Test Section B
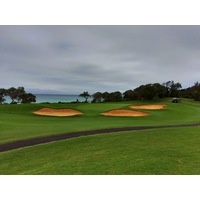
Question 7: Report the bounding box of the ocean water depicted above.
[4,94,92,104]
[35,94,92,103]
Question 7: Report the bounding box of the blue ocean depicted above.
[4,94,92,104]
[35,94,92,103]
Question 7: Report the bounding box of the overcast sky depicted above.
[1,25,200,94]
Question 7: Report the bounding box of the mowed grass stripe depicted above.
[1,127,200,175]
[1,123,200,152]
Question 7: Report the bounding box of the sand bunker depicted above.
[101,109,149,117]
[130,104,167,110]
[33,108,83,117]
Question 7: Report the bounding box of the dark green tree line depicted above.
[0,87,36,104]
[92,91,122,102]
[180,82,200,101]
[84,80,200,103]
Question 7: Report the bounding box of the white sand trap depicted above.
[129,104,167,110]
[33,108,83,117]
[101,109,150,117]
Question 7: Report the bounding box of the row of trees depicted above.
[124,81,182,101]
[80,91,123,103]
[180,81,200,101]
[1,81,199,104]
[80,81,200,103]
[0,87,36,104]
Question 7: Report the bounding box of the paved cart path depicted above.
[1,123,200,153]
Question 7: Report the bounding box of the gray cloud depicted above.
[1,25,200,94]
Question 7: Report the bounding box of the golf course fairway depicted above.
[0,98,200,174]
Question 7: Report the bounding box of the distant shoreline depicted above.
[4,94,92,104]
[35,94,92,103]
[33,94,79,96]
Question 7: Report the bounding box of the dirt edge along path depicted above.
[1,123,200,153]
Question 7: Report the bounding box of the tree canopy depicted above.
[91,80,198,102]
[0,87,36,104]
[79,91,91,102]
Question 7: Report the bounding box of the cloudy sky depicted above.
[1,25,200,94]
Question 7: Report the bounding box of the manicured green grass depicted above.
[0,98,200,144]
[1,98,200,174]
[1,127,200,174]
